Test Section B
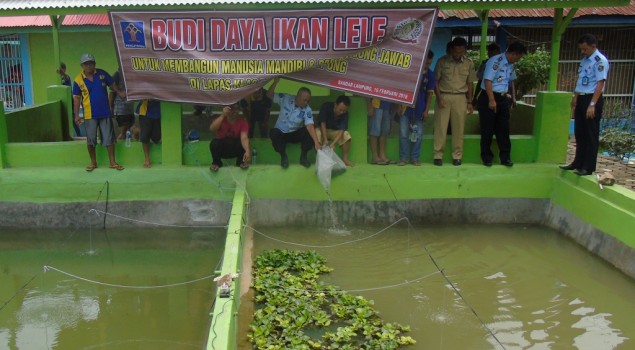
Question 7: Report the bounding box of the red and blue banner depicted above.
[110,9,437,105]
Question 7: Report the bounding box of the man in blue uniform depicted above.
[73,54,124,171]
[267,77,321,168]
[559,34,610,176]
[476,42,527,167]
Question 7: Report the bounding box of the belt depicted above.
[493,91,508,97]
[440,91,467,95]
[576,92,596,96]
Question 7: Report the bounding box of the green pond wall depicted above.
[0,85,549,169]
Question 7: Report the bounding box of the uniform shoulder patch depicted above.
[594,55,601,62]
[598,65,605,72]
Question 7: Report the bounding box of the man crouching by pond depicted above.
[267,77,321,168]
[317,95,354,166]
[209,101,251,172]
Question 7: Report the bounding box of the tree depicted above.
[513,46,550,101]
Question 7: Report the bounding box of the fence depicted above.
[505,27,635,111]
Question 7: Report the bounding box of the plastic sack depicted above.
[315,146,347,190]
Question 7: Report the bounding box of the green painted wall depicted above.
[0,106,7,167]
[552,174,635,248]
[534,91,572,163]
[5,101,64,142]
[29,32,120,104]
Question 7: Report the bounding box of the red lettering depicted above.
[181,19,204,51]
[210,19,226,51]
[151,20,167,50]
[166,19,182,51]
[296,18,311,50]
[333,18,345,50]
[371,17,387,45]
[152,18,205,51]
[273,18,297,50]
[358,18,370,47]
[346,18,360,49]
[238,19,254,50]
[252,19,267,50]
[311,18,328,50]
[226,19,242,50]
[334,16,387,50]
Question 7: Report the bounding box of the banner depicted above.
[110,9,437,106]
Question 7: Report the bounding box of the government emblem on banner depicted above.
[392,18,423,44]
[120,21,146,48]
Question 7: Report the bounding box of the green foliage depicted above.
[513,46,551,100]
[248,249,416,350]
[599,101,635,162]
[599,128,635,162]
[601,100,633,131]
[465,50,481,64]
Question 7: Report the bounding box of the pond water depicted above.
[0,227,225,350]
[240,222,635,350]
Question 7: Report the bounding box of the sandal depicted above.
[210,164,220,172]
[239,162,249,170]
[109,164,124,171]
[412,161,422,166]
[371,160,388,165]
[85,164,97,172]
[397,160,407,166]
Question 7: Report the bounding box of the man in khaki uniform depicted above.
[433,37,476,166]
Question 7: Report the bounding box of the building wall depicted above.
[29,31,119,104]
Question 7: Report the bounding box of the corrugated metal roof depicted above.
[487,5,635,18]
[440,0,635,19]
[0,0,632,27]
[0,14,110,27]
[63,14,110,25]
[0,16,52,27]
[0,0,630,8]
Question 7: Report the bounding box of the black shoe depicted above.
[501,160,514,167]
[433,159,442,166]
[559,164,577,170]
[452,159,462,166]
[483,161,493,167]
[574,169,592,176]
[300,155,310,168]
[281,155,289,169]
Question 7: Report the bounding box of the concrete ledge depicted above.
[0,200,231,228]
[250,198,548,226]
[546,203,635,279]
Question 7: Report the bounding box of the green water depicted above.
[0,227,225,350]
[243,223,635,350]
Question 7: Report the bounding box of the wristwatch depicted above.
[589,101,596,107]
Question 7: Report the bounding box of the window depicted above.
[1,34,26,110]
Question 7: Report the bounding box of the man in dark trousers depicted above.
[476,42,526,167]
[267,77,321,168]
[560,34,609,176]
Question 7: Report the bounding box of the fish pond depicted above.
[0,227,225,350]
[238,222,635,350]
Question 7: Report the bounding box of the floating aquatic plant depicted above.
[248,249,416,349]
